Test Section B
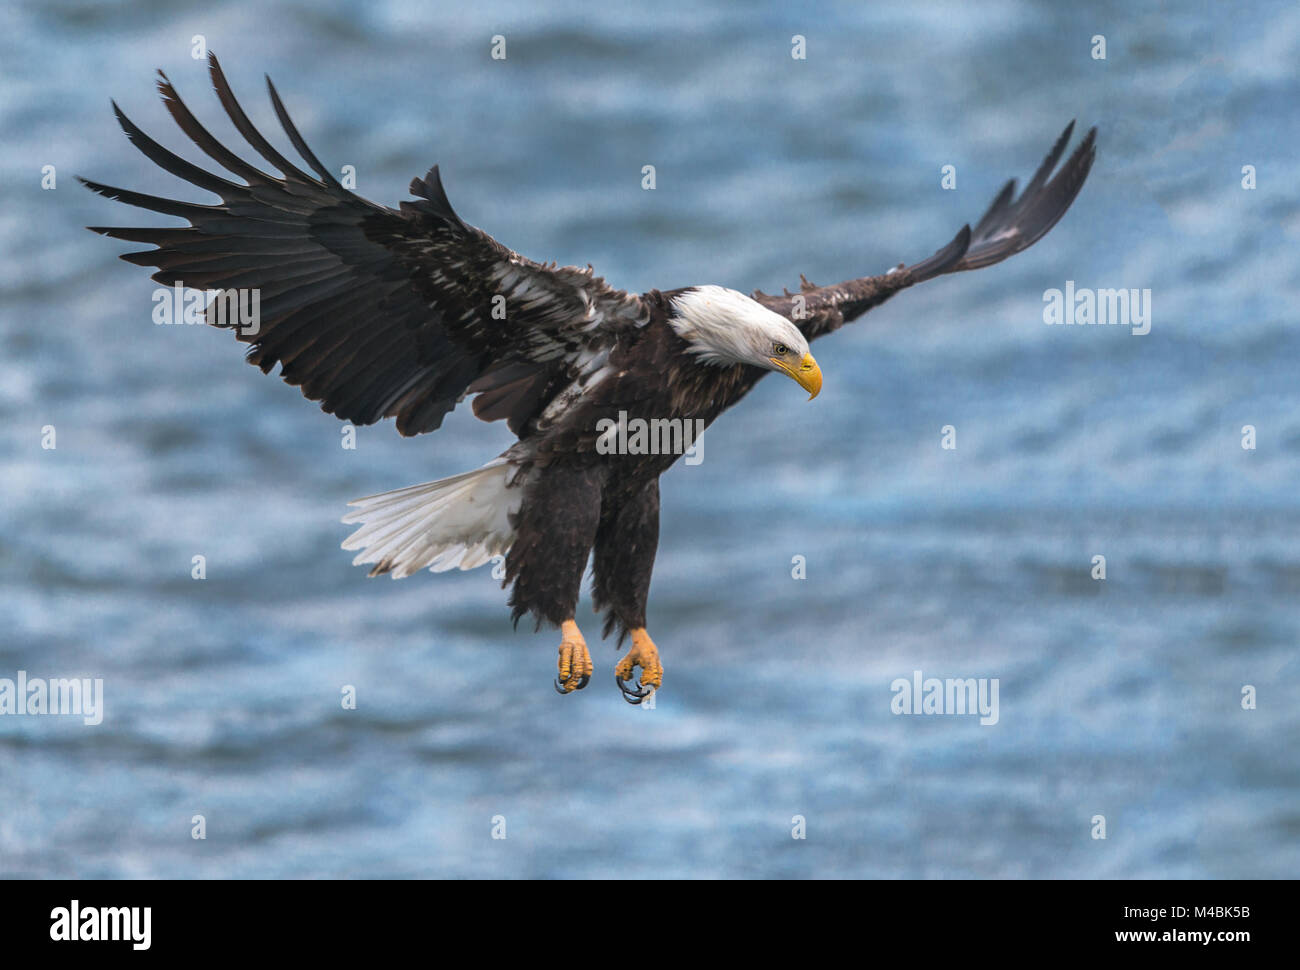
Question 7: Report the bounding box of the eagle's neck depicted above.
[655,318,764,421]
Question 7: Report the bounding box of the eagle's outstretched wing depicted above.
[755,122,1097,339]
[83,54,646,437]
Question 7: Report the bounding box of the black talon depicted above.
[556,672,590,694]
[617,672,650,703]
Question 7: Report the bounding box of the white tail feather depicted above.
[341,459,520,578]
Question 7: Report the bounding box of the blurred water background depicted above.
[1,0,1298,877]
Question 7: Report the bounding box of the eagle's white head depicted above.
[668,285,823,398]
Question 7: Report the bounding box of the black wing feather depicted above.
[756,122,1097,338]
[84,55,644,437]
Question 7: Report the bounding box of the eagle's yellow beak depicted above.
[771,351,823,400]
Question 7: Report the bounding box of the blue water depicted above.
[1,0,1298,878]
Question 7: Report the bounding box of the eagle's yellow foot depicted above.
[615,628,662,705]
[553,619,592,695]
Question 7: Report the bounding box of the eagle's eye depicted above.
[773,343,789,356]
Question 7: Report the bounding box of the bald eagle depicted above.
[84,56,1096,702]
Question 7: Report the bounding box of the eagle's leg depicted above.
[506,462,605,694]
[553,619,593,694]
[591,478,662,703]
[614,628,662,704]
